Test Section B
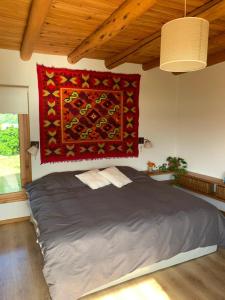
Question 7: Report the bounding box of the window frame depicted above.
[0,114,32,203]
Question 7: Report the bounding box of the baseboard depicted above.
[0,216,30,225]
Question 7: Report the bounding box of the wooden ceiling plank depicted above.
[197,0,225,21]
[207,48,225,66]
[105,0,224,69]
[20,0,53,61]
[142,58,159,71]
[67,0,157,64]
[106,31,160,69]
[209,32,225,47]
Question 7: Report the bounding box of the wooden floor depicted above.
[1,222,225,300]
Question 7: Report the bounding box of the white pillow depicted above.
[75,169,110,189]
[99,167,132,188]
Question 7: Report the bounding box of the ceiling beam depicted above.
[67,0,157,64]
[20,0,52,61]
[105,0,224,70]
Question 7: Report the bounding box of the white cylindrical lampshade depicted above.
[160,17,209,72]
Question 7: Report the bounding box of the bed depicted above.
[26,166,225,300]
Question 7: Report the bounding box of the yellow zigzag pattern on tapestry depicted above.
[109,145,123,151]
[80,146,94,153]
[43,90,59,97]
[45,148,61,156]
[44,120,60,127]
[59,76,78,85]
[48,130,57,144]
[113,77,120,90]
[98,143,105,154]
[65,117,79,129]
[96,117,107,128]
[82,74,90,88]
[46,71,55,86]
[126,116,134,128]
[124,80,137,88]
[127,142,133,153]
[64,91,79,103]
[108,128,119,139]
[66,145,75,156]
[80,103,92,115]
[80,129,92,139]
[108,105,120,116]
[48,101,56,116]
[94,78,109,86]
[96,93,107,103]
[124,106,136,113]
[124,132,135,138]
[127,91,134,103]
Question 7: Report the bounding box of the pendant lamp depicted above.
[160,1,209,72]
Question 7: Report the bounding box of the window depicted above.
[0,86,31,202]
[0,113,21,194]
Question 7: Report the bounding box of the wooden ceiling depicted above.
[1,0,225,71]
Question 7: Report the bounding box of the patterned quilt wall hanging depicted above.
[37,65,140,163]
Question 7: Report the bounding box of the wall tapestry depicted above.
[37,65,140,163]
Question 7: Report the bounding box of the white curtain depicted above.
[0,86,28,114]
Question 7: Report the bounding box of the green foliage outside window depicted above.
[0,114,18,125]
[0,114,21,194]
[0,126,19,156]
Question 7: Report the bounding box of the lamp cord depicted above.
[184,0,187,17]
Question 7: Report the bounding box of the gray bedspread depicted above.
[26,167,225,300]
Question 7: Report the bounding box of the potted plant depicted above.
[166,156,187,181]
[158,163,168,172]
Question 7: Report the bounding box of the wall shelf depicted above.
[146,170,173,176]
[177,172,225,203]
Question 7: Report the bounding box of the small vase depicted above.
[148,166,153,172]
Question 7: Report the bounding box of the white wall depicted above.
[0,201,30,220]
[1,49,225,221]
[0,49,178,180]
[177,62,225,178]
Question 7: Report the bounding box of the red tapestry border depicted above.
[37,65,140,164]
